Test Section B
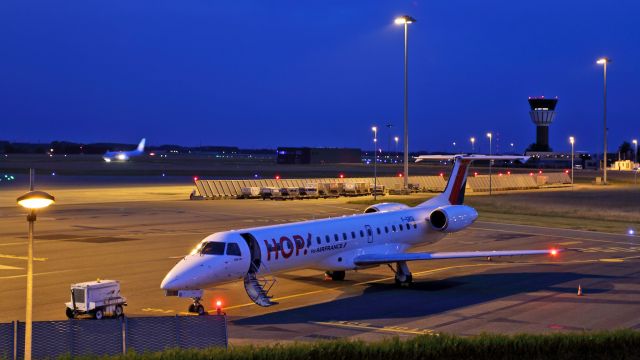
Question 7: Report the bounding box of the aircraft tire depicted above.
[188,304,196,313]
[327,270,345,281]
[195,305,206,315]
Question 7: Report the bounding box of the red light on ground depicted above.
[498,173,503,176]
[339,173,344,178]
[507,171,511,175]
[214,299,223,315]
[216,300,222,307]
[529,172,534,176]
[565,170,569,174]
[474,172,478,177]
[538,170,543,174]
[193,176,199,182]
[439,172,444,177]
[550,249,558,256]
[398,173,403,177]
[275,175,281,180]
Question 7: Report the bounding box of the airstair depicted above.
[243,262,277,307]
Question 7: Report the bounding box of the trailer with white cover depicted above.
[65,280,127,319]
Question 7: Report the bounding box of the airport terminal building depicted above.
[276,147,361,164]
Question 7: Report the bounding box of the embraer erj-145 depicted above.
[103,138,146,162]
[161,155,561,314]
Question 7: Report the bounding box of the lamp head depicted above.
[596,57,611,65]
[486,132,492,138]
[17,190,55,210]
[569,136,575,144]
[633,139,637,145]
[371,126,377,132]
[394,15,416,25]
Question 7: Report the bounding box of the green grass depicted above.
[348,186,640,234]
[52,330,640,360]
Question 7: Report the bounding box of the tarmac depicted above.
[1,182,639,345]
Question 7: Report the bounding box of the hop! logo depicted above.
[264,233,311,261]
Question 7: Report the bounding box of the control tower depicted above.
[528,97,558,152]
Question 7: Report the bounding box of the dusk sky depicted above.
[1,1,638,153]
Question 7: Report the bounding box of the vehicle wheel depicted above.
[326,270,345,281]
[195,304,206,315]
[114,305,124,318]
[188,304,196,313]
[65,308,75,319]
[94,309,104,320]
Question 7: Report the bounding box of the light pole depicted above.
[395,15,416,191]
[633,139,638,164]
[569,136,575,186]
[386,123,393,160]
[452,141,456,153]
[470,137,475,153]
[597,57,611,184]
[372,126,378,200]
[487,132,492,195]
[16,169,55,360]
[394,136,399,162]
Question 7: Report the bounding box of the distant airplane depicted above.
[161,155,561,315]
[103,138,145,162]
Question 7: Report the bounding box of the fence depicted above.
[0,315,227,360]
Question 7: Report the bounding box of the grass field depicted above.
[350,185,640,234]
[47,330,640,360]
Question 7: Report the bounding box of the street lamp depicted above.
[569,136,575,186]
[394,15,416,190]
[633,139,638,164]
[372,126,378,200]
[452,141,456,153]
[470,137,475,153]
[487,132,493,195]
[394,136,399,162]
[16,171,55,360]
[597,57,611,184]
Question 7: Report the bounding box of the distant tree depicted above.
[618,141,632,160]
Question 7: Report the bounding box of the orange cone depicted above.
[577,284,583,296]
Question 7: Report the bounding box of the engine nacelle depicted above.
[364,202,410,213]
[429,205,478,233]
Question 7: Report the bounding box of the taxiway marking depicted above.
[473,226,636,247]
[0,265,22,270]
[312,320,436,336]
[0,254,47,261]
[0,270,72,280]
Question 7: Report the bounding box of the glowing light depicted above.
[486,132,492,138]
[150,152,156,156]
[569,136,575,145]
[193,176,199,181]
[339,173,345,178]
[507,171,511,175]
[498,173,503,176]
[394,15,415,25]
[275,175,281,180]
[550,249,558,256]
[596,57,609,65]
[474,172,478,177]
[539,170,543,174]
[439,172,444,177]
[629,229,635,236]
[17,191,55,210]
[565,170,569,174]
[371,126,377,132]
[398,173,403,177]
[216,300,222,307]
[529,172,534,176]
[116,154,127,160]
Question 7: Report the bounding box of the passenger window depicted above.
[392,225,396,232]
[385,226,389,233]
[334,234,339,242]
[226,242,241,256]
[325,235,330,243]
[376,228,381,235]
[360,230,365,237]
[342,233,347,240]
[316,236,321,245]
[399,224,404,231]
[413,223,417,229]
[351,231,356,239]
[201,242,225,255]
[367,228,372,236]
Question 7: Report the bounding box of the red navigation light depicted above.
[339,173,345,178]
[498,173,503,176]
[398,173,403,177]
[193,176,199,182]
[550,249,558,256]
[529,172,534,176]
[215,300,223,315]
[275,175,281,180]
[565,169,569,174]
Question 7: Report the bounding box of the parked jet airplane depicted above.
[103,138,146,162]
[161,155,561,314]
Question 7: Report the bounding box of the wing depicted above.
[354,249,561,266]
[415,154,530,163]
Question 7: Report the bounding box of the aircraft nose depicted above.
[160,255,215,290]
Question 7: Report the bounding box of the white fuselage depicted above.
[160,204,455,291]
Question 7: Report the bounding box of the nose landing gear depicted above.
[188,297,206,315]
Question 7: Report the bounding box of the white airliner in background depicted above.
[161,155,561,314]
[103,138,146,162]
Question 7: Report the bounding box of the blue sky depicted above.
[0,0,638,153]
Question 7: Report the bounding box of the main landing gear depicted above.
[389,261,413,287]
[187,297,206,315]
[325,270,346,281]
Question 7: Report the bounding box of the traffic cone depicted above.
[577,284,583,296]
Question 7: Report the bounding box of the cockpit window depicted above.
[200,242,225,255]
[226,242,241,256]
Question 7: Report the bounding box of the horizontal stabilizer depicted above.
[354,249,562,266]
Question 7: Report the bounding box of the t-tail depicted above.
[137,138,146,152]
[415,155,529,207]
